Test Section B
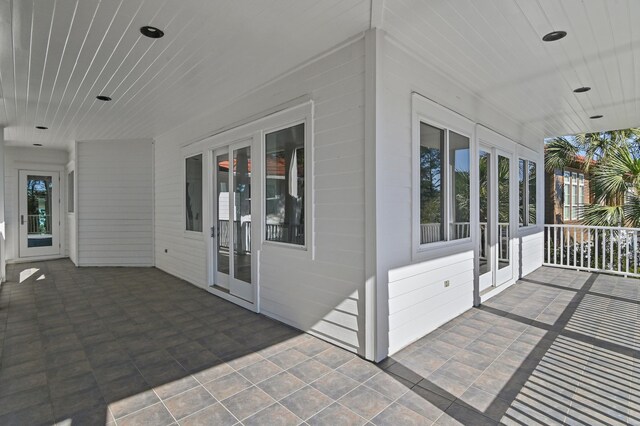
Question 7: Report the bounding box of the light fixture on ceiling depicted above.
[542,30,567,42]
[590,114,604,119]
[573,86,591,93]
[35,126,48,130]
[140,26,164,39]
[96,95,112,101]
[33,143,43,146]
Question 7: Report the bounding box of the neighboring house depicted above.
[545,155,593,224]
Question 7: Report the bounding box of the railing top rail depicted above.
[544,224,640,232]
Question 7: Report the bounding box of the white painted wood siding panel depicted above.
[77,140,153,266]
[154,39,366,355]
[378,33,544,358]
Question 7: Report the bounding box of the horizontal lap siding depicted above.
[154,39,367,355]
[519,231,544,277]
[380,37,477,356]
[378,33,543,357]
[77,140,153,266]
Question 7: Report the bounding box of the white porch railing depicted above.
[217,220,304,250]
[421,222,510,261]
[544,224,640,278]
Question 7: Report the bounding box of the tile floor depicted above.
[0,260,638,425]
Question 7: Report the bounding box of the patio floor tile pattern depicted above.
[0,260,639,425]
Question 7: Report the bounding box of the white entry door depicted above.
[19,170,61,258]
[212,141,254,303]
[478,146,513,291]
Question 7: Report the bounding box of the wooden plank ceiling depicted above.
[0,0,637,148]
[383,0,640,139]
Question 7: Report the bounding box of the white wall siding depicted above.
[3,147,68,262]
[377,33,544,358]
[154,38,367,355]
[518,231,544,278]
[77,140,153,267]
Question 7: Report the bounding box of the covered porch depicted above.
[1,260,637,425]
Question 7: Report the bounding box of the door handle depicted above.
[211,226,216,238]
[21,215,24,225]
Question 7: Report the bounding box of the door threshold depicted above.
[479,279,516,303]
[206,284,257,312]
[8,255,67,264]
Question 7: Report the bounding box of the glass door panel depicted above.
[211,143,254,303]
[19,171,60,257]
[215,152,230,288]
[478,149,492,291]
[233,146,251,285]
[477,148,513,292]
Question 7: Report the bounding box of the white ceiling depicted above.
[383,0,640,139]
[0,0,638,149]
[0,0,371,148]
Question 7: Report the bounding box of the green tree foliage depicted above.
[546,128,640,226]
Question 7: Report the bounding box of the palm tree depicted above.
[545,128,640,226]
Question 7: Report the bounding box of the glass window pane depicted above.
[449,131,470,240]
[498,156,510,269]
[27,175,53,247]
[419,123,444,244]
[528,161,536,225]
[68,171,74,213]
[479,150,491,275]
[265,123,305,245]
[233,146,252,284]
[186,154,203,232]
[216,154,229,276]
[519,159,525,226]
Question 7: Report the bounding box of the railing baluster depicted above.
[580,228,584,269]
[587,228,591,270]
[625,230,629,275]
[618,228,622,273]
[633,231,638,274]
[589,228,598,269]
[609,229,613,270]
[553,227,558,265]
[573,226,578,268]
[560,228,564,266]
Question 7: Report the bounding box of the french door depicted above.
[478,146,513,291]
[212,141,254,303]
[19,170,61,258]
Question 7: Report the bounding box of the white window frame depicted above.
[261,118,312,252]
[578,173,585,219]
[182,151,205,239]
[412,93,475,258]
[563,171,571,220]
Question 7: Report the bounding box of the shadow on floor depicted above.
[0,261,638,425]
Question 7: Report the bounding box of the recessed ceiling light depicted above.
[96,95,112,101]
[542,30,567,42]
[35,126,48,130]
[33,143,43,146]
[573,86,591,93]
[140,26,164,39]
[590,114,603,119]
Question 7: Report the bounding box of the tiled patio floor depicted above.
[0,260,638,425]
